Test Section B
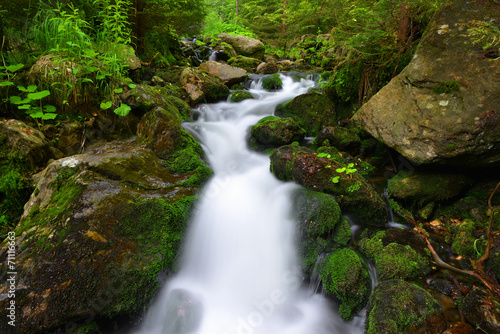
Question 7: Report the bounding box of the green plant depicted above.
[336,163,357,178]
[7,84,57,127]
[432,80,460,94]
[93,0,132,46]
[466,20,500,50]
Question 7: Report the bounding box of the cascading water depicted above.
[134,74,364,334]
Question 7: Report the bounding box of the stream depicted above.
[133,74,365,334]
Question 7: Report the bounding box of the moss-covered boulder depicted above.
[256,62,279,74]
[0,139,211,334]
[123,83,188,115]
[218,33,265,60]
[199,60,248,85]
[261,73,283,91]
[293,188,341,238]
[388,171,472,203]
[270,145,387,225]
[365,279,444,334]
[333,216,352,245]
[250,116,305,148]
[230,90,254,103]
[320,248,370,320]
[352,0,500,167]
[227,55,262,72]
[180,67,230,105]
[312,126,361,153]
[359,229,431,281]
[275,91,336,136]
[460,287,500,333]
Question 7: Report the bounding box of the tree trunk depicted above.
[396,1,411,46]
[132,0,145,55]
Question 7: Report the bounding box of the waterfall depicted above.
[133,74,364,334]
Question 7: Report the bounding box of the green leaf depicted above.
[44,105,57,112]
[41,113,58,120]
[30,111,45,118]
[0,81,14,86]
[331,176,340,183]
[6,64,24,72]
[336,167,346,173]
[9,96,22,104]
[100,101,112,110]
[18,104,32,110]
[80,78,94,83]
[128,83,137,89]
[26,85,38,93]
[114,103,131,116]
[27,90,51,100]
[114,88,123,94]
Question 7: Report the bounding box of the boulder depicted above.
[230,90,254,103]
[0,139,211,334]
[250,116,305,147]
[199,61,248,85]
[275,91,336,136]
[218,33,265,60]
[365,279,445,334]
[312,126,361,153]
[270,145,387,225]
[256,62,279,74]
[123,84,188,114]
[0,119,55,169]
[261,73,283,91]
[460,287,500,333]
[227,55,262,72]
[320,248,370,320]
[180,67,230,105]
[352,0,500,167]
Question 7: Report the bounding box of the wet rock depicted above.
[227,55,262,72]
[270,145,387,225]
[442,322,480,334]
[460,287,500,333]
[123,83,188,113]
[333,216,352,245]
[319,248,370,320]
[388,172,472,202]
[261,73,283,91]
[57,121,83,156]
[0,119,55,169]
[365,279,444,334]
[292,188,341,238]
[250,116,305,147]
[359,229,431,281]
[180,67,230,105]
[0,139,210,334]
[256,62,279,74]
[199,60,248,85]
[218,33,265,60]
[312,126,361,153]
[352,0,500,167]
[161,289,203,334]
[230,90,254,103]
[275,91,336,136]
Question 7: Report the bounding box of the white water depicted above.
[134,74,364,334]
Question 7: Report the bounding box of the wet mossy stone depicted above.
[125,83,187,113]
[180,67,230,105]
[293,188,341,238]
[449,218,485,259]
[0,143,205,334]
[275,91,336,136]
[261,73,283,91]
[230,90,254,103]
[365,279,443,334]
[227,55,262,71]
[320,248,370,320]
[359,230,431,281]
[312,126,361,154]
[270,145,387,226]
[388,171,472,203]
[460,286,500,333]
[250,116,306,147]
[333,216,352,245]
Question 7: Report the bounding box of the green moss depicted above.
[76,322,99,334]
[320,248,370,320]
[300,237,330,276]
[450,219,484,259]
[250,116,306,147]
[230,90,254,103]
[366,279,441,334]
[432,80,460,94]
[261,73,283,91]
[359,231,430,280]
[333,216,352,245]
[447,143,456,151]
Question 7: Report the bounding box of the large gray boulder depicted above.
[352,0,500,167]
[180,67,230,105]
[218,33,266,60]
[199,61,248,85]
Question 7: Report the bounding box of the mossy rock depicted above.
[230,90,254,103]
[388,171,472,203]
[180,67,230,105]
[125,83,187,112]
[320,248,370,320]
[250,116,305,148]
[270,145,387,226]
[365,279,443,334]
[227,55,261,71]
[275,91,336,136]
[449,218,485,259]
[459,286,500,333]
[359,230,431,281]
[0,142,209,334]
[312,126,361,153]
[333,216,352,245]
[261,73,283,91]
[293,188,341,238]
